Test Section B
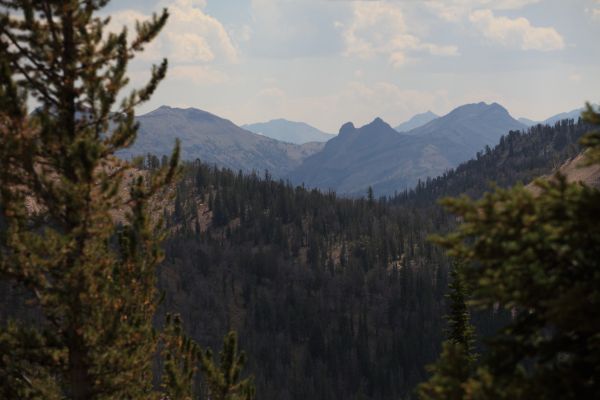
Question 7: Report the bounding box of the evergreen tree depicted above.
[0,1,255,399]
[581,102,600,164]
[417,263,475,400]
[199,332,256,400]
[160,315,256,400]
[0,1,176,398]
[445,264,475,356]
[367,186,374,206]
[417,341,473,400]
[428,103,600,399]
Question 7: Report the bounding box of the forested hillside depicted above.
[394,118,590,206]
[1,114,588,399]
[139,117,593,400]
[159,163,452,399]
[2,1,596,399]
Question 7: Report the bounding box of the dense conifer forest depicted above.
[394,119,589,206]
[0,114,591,399]
[2,1,597,399]
[146,118,588,399]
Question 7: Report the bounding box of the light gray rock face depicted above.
[119,106,324,177]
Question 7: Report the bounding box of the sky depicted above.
[104,0,600,132]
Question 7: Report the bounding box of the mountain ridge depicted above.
[288,102,526,195]
[243,118,334,144]
[118,106,323,177]
[395,111,439,132]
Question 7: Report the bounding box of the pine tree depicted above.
[417,262,475,400]
[417,341,473,400]
[581,102,600,164]
[0,4,256,398]
[428,103,600,399]
[367,186,374,206]
[199,331,256,400]
[445,264,475,357]
[160,315,256,400]
[0,2,178,398]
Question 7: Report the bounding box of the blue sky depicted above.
[105,0,600,132]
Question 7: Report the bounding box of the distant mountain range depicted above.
[119,106,324,176]
[119,102,589,196]
[518,105,594,127]
[394,111,438,132]
[242,119,334,144]
[541,107,587,126]
[288,102,526,195]
[518,117,539,126]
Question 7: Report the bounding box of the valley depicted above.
[1,2,598,399]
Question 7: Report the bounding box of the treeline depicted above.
[393,119,589,206]
[2,114,583,399]
[160,163,448,399]
[154,164,507,400]
[147,118,585,399]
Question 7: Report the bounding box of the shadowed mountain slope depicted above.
[289,102,526,195]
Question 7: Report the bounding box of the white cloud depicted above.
[482,0,541,10]
[469,9,564,51]
[166,32,215,62]
[584,0,600,21]
[168,65,229,85]
[341,3,458,68]
[426,0,541,21]
[247,0,346,58]
[109,0,238,64]
[233,80,449,132]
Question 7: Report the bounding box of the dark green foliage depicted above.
[161,314,200,400]
[0,2,587,397]
[0,1,177,398]
[160,314,255,400]
[0,1,255,399]
[417,341,473,400]
[417,263,476,400]
[428,104,600,399]
[154,118,582,399]
[199,332,255,400]
[581,102,600,164]
[445,265,475,355]
[394,119,589,206]
[157,162,487,400]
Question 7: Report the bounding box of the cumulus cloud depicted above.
[109,0,238,64]
[234,80,449,133]
[590,7,600,22]
[247,0,346,58]
[425,0,541,21]
[469,9,564,51]
[341,3,458,67]
[168,65,229,85]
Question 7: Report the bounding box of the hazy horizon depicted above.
[102,0,600,132]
